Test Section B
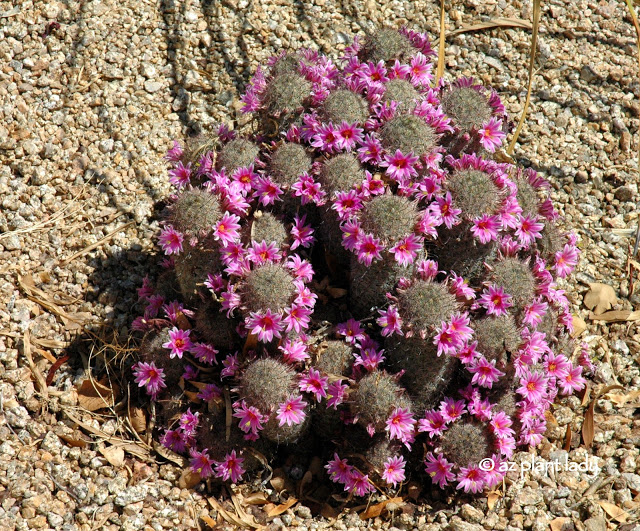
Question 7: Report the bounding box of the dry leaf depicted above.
[179,468,201,489]
[208,496,258,528]
[359,497,404,520]
[582,400,595,449]
[55,428,90,448]
[598,500,630,523]
[549,517,573,531]
[99,445,125,467]
[590,310,640,322]
[128,407,146,434]
[267,497,297,517]
[200,514,217,529]
[563,425,572,452]
[607,390,640,406]
[152,439,186,467]
[76,379,118,411]
[407,481,421,502]
[584,283,617,315]
[320,503,339,519]
[571,315,587,337]
[447,17,533,38]
[326,287,347,299]
[244,492,269,505]
[298,470,313,499]
[487,489,502,511]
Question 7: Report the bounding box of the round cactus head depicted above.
[217,138,260,174]
[181,134,219,167]
[440,85,492,133]
[264,73,312,115]
[490,257,536,311]
[383,79,420,108]
[319,153,365,196]
[240,263,297,314]
[169,189,223,239]
[321,89,370,125]
[472,315,521,367]
[351,371,410,431]
[447,168,500,219]
[270,142,312,187]
[397,280,458,336]
[195,301,239,352]
[239,358,297,412]
[439,417,495,467]
[361,28,415,63]
[247,212,288,249]
[174,245,222,302]
[359,195,418,244]
[513,174,540,217]
[380,114,437,157]
[313,340,354,377]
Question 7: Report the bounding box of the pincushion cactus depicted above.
[131,26,587,497]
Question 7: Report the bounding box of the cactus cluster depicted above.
[131,27,591,497]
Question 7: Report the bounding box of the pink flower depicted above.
[456,464,486,493]
[417,259,440,281]
[456,341,480,364]
[409,53,432,85]
[424,452,455,488]
[247,241,282,265]
[447,313,474,344]
[246,309,284,343]
[558,364,586,395]
[168,162,192,188]
[276,395,307,426]
[158,226,184,255]
[299,368,329,402]
[336,318,365,344]
[191,342,219,365]
[389,234,422,266]
[325,453,353,484]
[490,411,515,438]
[385,407,415,442]
[311,123,339,152]
[292,173,326,205]
[478,285,513,316]
[234,400,267,438]
[522,298,548,327]
[417,410,447,438]
[283,304,312,334]
[332,190,363,220]
[165,140,183,162]
[133,361,166,398]
[469,357,505,388]
[189,448,215,478]
[516,370,548,402]
[355,233,384,266]
[335,121,364,151]
[231,164,257,192]
[450,273,475,300]
[345,470,375,497]
[197,383,222,401]
[432,192,461,229]
[326,381,348,409]
[478,117,506,153]
[162,327,193,359]
[221,353,239,378]
[341,219,363,251]
[286,255,314,282]
[179,408,200,436]
[214,213,241,245]
[214,450,245,483]
[361,172,385,197]
[161,429,188,453]
[381,149,419,182]
[357,134,384,165]
[544,353,570,378]
[353,346,385,371]
[253,175,283,205]
[515,215,544,247]
[433,322,458,356]
[382,455,406,487]
[291,214,315,250]
[439,398,467,422]
[279,338,309,363]
[376,306,403,337]
[553,243,579,278]
[471,214,500,244]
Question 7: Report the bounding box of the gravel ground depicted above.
[1,0,640,529]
